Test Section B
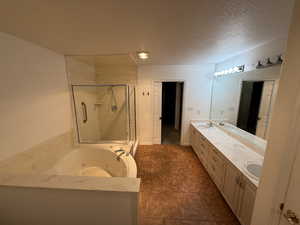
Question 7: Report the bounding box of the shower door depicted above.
[72,85,129,143]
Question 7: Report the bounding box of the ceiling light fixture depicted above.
[137,51,149,60]
[214,65,245,77]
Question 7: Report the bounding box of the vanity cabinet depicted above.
[191,126,225,189]
[223,162,242,214]
[238,178,257,225]
[190,125,257,225]
[190,126,197,149]
[191,126,209,170]
[207,146,225,191]
[223,163,256,225]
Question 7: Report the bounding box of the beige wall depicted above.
[251,2,300,224]
[137,65,215,145]
[0,32,72,160]
[65,57,97,84]
[96,64,137,84]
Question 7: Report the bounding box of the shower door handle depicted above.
[81,102,88,123]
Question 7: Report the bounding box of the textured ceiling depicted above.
[0,0,295,65]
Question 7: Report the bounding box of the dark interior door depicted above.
[237,81,263,134]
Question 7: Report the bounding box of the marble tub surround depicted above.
[0,131,74,174]
[0,173,140,192]
[0,139,140,225]
[191,121,263,186]
[0,132,139,191]
[0,174,140,225]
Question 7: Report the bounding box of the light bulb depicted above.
[137,51,149,60]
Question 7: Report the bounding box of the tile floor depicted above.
[135,145,240,225]
[162,125,181,144]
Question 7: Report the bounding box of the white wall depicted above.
[215,38,287,72]
[0,32,72,160]
[252,2,300,224]
[137,65,215,145]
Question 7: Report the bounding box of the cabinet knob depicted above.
[284,210,299,224]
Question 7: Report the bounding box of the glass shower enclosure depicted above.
[71,84,136,144]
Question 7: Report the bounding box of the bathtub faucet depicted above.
[114,149,129,161]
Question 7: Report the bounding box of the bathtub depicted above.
[47,143,137,178]
[0,142,140,225]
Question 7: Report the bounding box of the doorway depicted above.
[237,80,275,139]
[161,82,184,144]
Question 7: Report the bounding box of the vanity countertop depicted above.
[191,121,264,187]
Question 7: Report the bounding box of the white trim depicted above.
[152,81,162,144]
[152,79,186,145]
[269,90,300,225]
[236,79,277,139]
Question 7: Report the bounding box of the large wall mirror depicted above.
[210,66,282,141]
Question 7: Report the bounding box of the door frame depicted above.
[248,81,300,225]
[237,79,277,138]
[152,80,186,145]
[269,92,300,225]
[251,1,300,221]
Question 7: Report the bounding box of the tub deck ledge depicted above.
[0,173,140,193]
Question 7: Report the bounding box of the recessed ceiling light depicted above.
[137,51,149,60]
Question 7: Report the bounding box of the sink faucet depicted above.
[114,149,128,161]
[218,121,225,126]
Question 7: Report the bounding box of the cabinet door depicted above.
[190,127,196,149]
[223,163,241,214]
[238,179,256,225]
[190,128,205,163]
[209,149,225,191]
[196,134,210,170]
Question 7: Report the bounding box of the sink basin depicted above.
[245,162,262,180]
[196,122,211,128]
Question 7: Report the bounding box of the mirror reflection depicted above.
[210,66,281,140]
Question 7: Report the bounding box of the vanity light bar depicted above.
[214,65,245,77]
